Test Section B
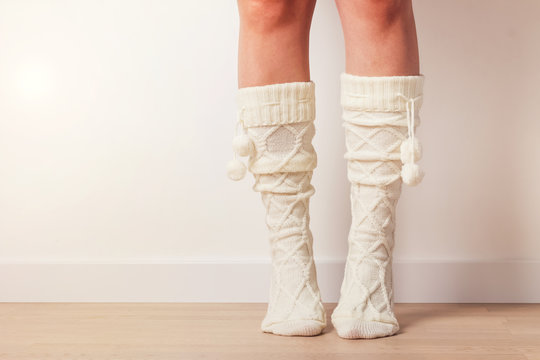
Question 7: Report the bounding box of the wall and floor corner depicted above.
[0,0,539,303]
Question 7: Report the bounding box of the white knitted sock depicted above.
[227,81,327,336]
[331,73,425,339]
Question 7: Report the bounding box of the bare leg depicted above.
[335,0,420,76]
[331,0,425,340]
[231,0,327,337]
[237,0,317,88]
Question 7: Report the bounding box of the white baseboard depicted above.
[1,259,539,302]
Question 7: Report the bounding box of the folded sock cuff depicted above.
[237,81,315,127]
[341,73,424,112]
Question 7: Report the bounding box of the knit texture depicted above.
[236,81,326,336]
[331,73,425,339]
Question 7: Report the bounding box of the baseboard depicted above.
[1,259,539,302]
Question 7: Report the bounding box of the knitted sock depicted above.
[331,73,425,339]
[227,81,327,336]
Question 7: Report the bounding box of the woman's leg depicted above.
[331,0,426,339]
[229,0,326,337]
[335,0,419,76]
[238,0,316,87]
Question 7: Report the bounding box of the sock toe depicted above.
[262,319,326,337]
[332,317,399,339]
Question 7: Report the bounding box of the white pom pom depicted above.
[401,162,424,186]
[232,134,253,157]
[227,159,246,181]
[400,137,422,164]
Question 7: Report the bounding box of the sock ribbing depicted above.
[237,81,316,127]
[340,73,424,112]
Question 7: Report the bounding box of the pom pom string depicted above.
[397,93,424,186]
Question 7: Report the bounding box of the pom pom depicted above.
[400,137,422,164]
[226,159,246,181]
[401,162,424,186]
[232,134,253,157]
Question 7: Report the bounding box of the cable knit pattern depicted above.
[331,73,425,339]
[238,82,317,175]
[234,81,326,336]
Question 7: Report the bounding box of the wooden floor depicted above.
[1,303,539,360]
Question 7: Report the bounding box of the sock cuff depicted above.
[237,81,316,127]
[341,73,424,112]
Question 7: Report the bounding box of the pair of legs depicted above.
[238,0,420,88]
[232,0,425,339]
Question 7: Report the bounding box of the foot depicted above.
[259,181,327,337]
[331,182,402,340]
[332,317,399,339]
[262,319,326,337]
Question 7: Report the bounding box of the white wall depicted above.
[1,0,539,302]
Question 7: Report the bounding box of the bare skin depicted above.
[237,0,420,88]
[335,0,420,76]
[237,0,316,88]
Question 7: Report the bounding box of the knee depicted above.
[239,0,314,34]
[337,0,412,27]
